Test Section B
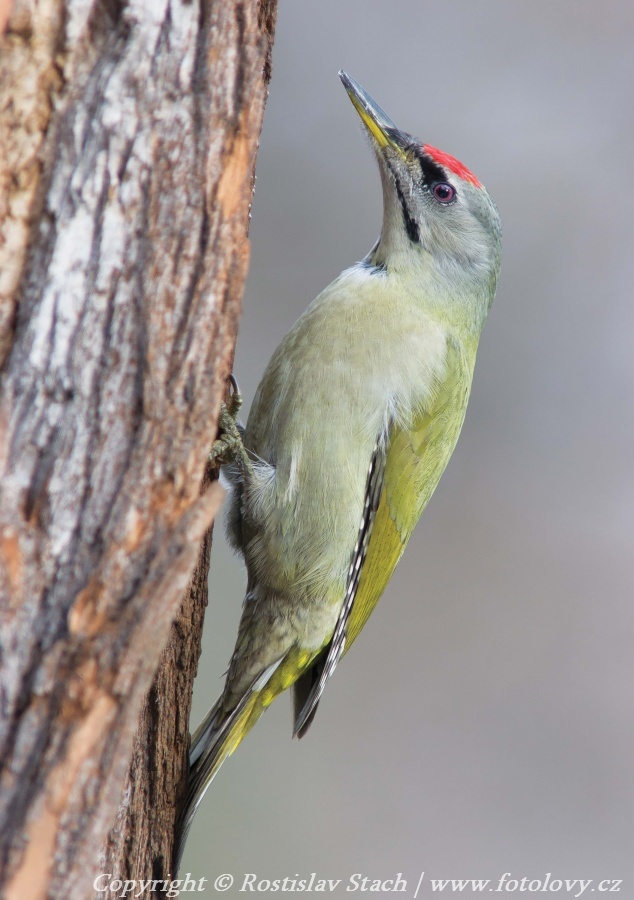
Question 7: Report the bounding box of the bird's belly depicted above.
[239,276,466,647]
[243,395,378,613]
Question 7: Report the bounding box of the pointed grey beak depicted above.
[339,70,410,156]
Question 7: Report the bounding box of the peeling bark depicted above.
[0,0,277,896]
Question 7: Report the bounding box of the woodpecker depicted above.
[175,71,501,864]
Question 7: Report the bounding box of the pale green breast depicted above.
[241,269,450,606]
[344,336,475,650]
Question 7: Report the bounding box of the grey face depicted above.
[376,138,502,277]
[339,72,501,286]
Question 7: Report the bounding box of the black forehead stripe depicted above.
[394,177,420,243]
[414,149,446,185]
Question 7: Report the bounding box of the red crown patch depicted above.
[423,144,482,188]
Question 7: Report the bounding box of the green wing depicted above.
[345,340,470,648]
[293,338,472,734]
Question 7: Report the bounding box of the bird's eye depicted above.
[431,182,456,204]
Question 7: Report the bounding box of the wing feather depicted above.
[293,441,386,735]
[293,338,471,736]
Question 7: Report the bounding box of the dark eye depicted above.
[431,182,456,204]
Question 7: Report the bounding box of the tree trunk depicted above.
[0,0,277,896]
[99,464,217,893]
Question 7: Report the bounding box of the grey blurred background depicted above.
[182,0,634,892]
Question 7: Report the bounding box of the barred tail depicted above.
[173,690,262,872]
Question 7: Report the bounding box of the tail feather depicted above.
[189,695,224,768]
[174,645,321,871]
[174,691,260,872]
[292,650,327,739]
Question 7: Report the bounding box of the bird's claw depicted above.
[224,374,243,419]
[209,376,252,477]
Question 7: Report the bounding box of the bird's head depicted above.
[340,71,501,304]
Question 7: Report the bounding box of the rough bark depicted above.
[0,0,277,897]
[99,465,216,893]
[0,0,12,38]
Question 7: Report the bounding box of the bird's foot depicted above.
[209,376,252,477]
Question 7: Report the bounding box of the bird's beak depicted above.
[339,71,410,158]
